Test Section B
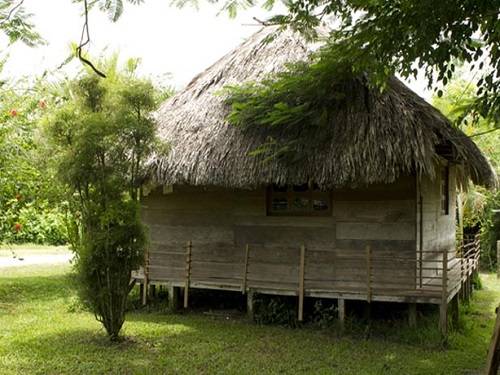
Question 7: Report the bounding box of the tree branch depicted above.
[469,127,500,138]
[0,0,25,26]
[76,0,107,78]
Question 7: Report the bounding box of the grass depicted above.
[0,264,498,375]
[0,244,70,258]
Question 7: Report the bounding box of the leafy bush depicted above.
[0,71,67,246]
[47,60,166,341]
[0,200,67,245]
[310,299,338,328]
[479,190,500,270]
[253,294,299,327]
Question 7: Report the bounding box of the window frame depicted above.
[266,184,332,217]
[440,166,449,215]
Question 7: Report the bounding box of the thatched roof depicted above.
[149,27,496,189]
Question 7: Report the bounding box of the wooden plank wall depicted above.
[418,164,457,286]
[141,177,418,298]
[319,177,417,294]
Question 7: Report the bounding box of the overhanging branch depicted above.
[0,0,25,26]
[76,0,107,78]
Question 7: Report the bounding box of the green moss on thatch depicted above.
[149,27,495,189]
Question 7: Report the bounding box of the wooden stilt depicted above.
[460,244,465,301]
[451,294,459,329]
[142,249,150,306]
[168,285,180,311]
[298,245,305,322]
[408,303,417,328]
[247,290,255,320]
[150,284,156,299]
[439,301,448,337]
[463,268,471,303]
[338,298,345,332]
[139,282,144,302]
[364,302,372,322]
[470,270,476,297]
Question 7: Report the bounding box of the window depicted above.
[440,166,449,215]
[267,184,332,216]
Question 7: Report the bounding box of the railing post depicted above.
[242,244,250,294]
[439,248,448,337]
[298,245,306,322]
[366,245,372,303]
[184,240,192,309]
[460,242,465,301]
[142,247,149,306]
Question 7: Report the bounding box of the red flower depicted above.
[14,223,22,232]
[9,109,18,117]
[38,100,47,109]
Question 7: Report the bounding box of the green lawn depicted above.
[0,264,498,375]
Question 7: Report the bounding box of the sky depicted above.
[1,0,430,98]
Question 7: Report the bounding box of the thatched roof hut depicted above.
[140,27,493,334]
[149,26,495,190]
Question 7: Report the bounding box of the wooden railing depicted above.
[138,235,481,312]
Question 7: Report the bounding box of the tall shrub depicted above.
[47,67,162,340]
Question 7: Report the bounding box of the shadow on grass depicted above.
[1,269,497,374]
[2,312,476,375]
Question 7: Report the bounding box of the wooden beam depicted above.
[418,192,423,288]
[139,282,144,303]
[247,290,255,320]
[408,303,417,328]
[338,298,345,332]
[450,294,459,329]
[440,249,449,337]
[366,244,372,303]
[183,240,192,309]
[150,284,156,299]
[460,244,465,301]
[242,244,250,294]
[168,285,180,311]
[142,249,150,306]
[298,244,306,322]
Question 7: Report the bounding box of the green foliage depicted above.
[253,294,300,327]
[0,0,43,46]
[479,191,500,270]
[46,58,165,341]
[1,265,500,374]
[310,299,338,328]
[224,49,371,160]
[0,200,68,245]
[74,0,145,22]
[0,73,68,246]
[432,78,499,270]
[221,0,499,131]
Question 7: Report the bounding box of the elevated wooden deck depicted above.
[134,236,480,313]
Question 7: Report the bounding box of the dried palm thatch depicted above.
[149,27,496,189]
